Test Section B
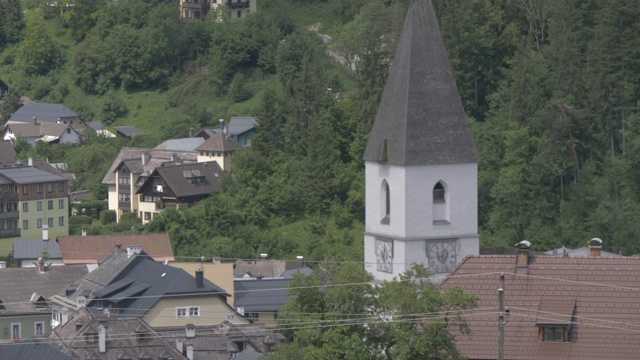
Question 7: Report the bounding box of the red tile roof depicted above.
[57,234,174,264]
[440,254,640,360]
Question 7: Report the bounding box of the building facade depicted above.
[0,166,69,249]
[180,0,257,20]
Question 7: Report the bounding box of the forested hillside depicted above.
[1,0,639,259]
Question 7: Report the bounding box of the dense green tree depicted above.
[0,87,21,122]
[0,0,25,47]
[19,11,56,75]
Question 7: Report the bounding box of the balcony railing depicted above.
[227,0,250,9]
[182,2,210,10]
[0,228,20,239]
[0,211,19,220]
[0,194,18,202]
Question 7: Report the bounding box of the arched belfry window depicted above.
[433,181,449,224]
[381,180,390,224]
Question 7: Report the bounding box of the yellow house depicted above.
[195,132,243,172]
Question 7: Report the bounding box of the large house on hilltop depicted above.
[363,0,479,282]
[180,0,256,21]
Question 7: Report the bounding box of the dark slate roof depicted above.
[114,126,145,138]
[86,120,104,131]
[7,102,79,123]
[137,161,224,198]
[228,117,257,136]
[0,265,88,314]
[13,239,63,260]
[196,132,244,152]
[440,255,640,360]
[91,257,229,317]
[234,279,292,312]
[154,137,205,151]
[193,127,223,139]
[0,166,66,184]
[236,350,262,360]
[0,140,16,163]
[0,339,73,360]
[363,0,478,166]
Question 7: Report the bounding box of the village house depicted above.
[179,0,256,21]
[6,102,89,136]
[3,117,82,146]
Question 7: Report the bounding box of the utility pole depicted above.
[498,272,508,360]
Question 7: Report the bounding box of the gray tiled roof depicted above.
[13,239,63,260]
[234,278,292,312]
[196,132,243,152]
[0,339,72,360]
[101,147,198,185]
[86,121,104,131]
[363,0,479,166]
[0,166,66,184]
[154,137,205,151]
[5,122,70,138]
[236,350,262,360]
[0,140,16,163]
[228,117,257,136]
[8,102,78,123]
[0,265,88,313]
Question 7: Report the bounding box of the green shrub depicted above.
[100,210,117,224]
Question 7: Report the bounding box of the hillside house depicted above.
[180,0,257,20]
[6,102,89,136]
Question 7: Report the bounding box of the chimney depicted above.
[185,324,195,338]
[170,154,176,162]
[0,261,6,269]
[176,339,184,353]
[28,157,33,167]
[127,245,141,258]
[98,325,106,353]
[57,116,62,124]
[60,307,69,325]
[589,238,603,257]
[189,127,194,137]
[32,116,37,126]
[81,226,87,236]
[515,240,531,274]
[42,225,49,241]
[219,118,224,131]
[115,244,121,255]
[38,258,45,273]
[195,270,204,288]
[186,344,194,360]
[142,152,150,166]
[297,255,304,267]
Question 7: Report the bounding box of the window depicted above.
[37,201,42,211]
[11,323,20,340]
[433,182,445,203]
[59,216,65,226]
[47,183,53,192]
[189,307,200,317]
[539,326,568,342]
[433,181,449,225]
[59,182,64,191]
[144,212,151,220]
[6,203,12,212]
[22,185,28,195]
[59,199,64,209]
[177,308,187,318]
[37,219,42,228]
[37,184,42,193]
[380,180,390,225]
[35,322,45,335]
[237,10,241,17]
[23,220,28,229]
[48,218,53,227]
[48,200,53,210]
[246,313,259,321]
[66,128,71,134]
[85,333,97,343]
[23,203,28,212]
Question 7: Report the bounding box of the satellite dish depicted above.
[515,240,531,249]
[589,237,603,245]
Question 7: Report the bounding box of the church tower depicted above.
[363,0,479,282]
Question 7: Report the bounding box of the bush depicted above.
[100,210,117,224]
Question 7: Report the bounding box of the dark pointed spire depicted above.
[363,0,479,166]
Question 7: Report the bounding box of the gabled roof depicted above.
[91,257,229,317]
[50,308,187,359]
[7,102,79,123]
[363,0,478,166]
[214,321,285,352]
[0,339,72,360]
[56,234,175,264]
[114,126,145,138]
[86,120,104,131]
[13,239,63,260]
[0,265,88,314]
[0,166,67,184]
[0,140,16,163]
[234,278,293,313]
[234,260,306,279]
[136,161,225,198]
[101,147,198,185]
[196,132,244,152]
[4,121,71,138]
[228,117,257,136]
[545,246,623,258]
[154,137,206,152]
[440,255,640,360]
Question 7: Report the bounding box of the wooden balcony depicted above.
[226,0,250,9]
